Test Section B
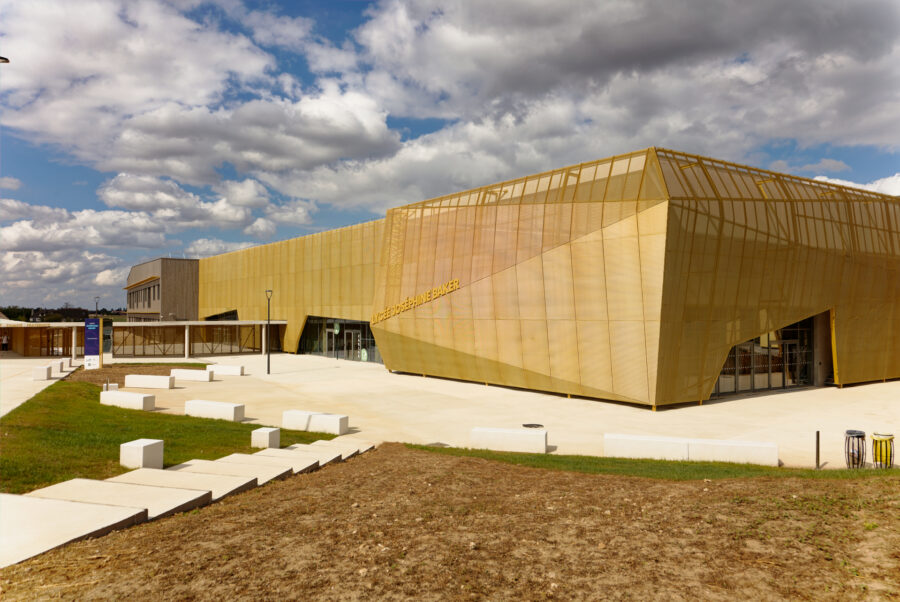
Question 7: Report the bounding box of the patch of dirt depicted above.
[65,364,208,387]
[1,444,898,600]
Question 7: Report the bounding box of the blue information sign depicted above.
[85,319,101,356]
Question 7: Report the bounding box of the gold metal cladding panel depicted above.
[655,148,900,405]
[372,148,665,405]
[199,219,385,353]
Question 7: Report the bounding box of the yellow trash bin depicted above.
[872,433,894,469]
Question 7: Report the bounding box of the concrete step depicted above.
[167,459,291,485]
[217,453,318,474]
[308,438,376,459]
[0,493,146,568]
[106,468,257,502]
[278,445,343,466]
[255,447,341,467]
[26,479,210,521]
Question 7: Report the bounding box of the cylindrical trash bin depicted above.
[845,430,866,468]
[872,433,894,469]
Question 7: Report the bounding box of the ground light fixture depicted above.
[266,289,273,374]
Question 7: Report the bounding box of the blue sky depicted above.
[0,0,898,309]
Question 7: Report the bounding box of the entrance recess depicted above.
[298,316,381,363]
[711,314,828,398]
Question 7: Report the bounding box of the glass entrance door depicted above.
[712,317,814,398]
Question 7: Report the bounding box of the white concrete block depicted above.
[688,439,779,466]
[120,439,163,469]
[251,427,280,449]
[102,383,119,392]
[124,374,174,389]
[107,469,256,501]
[32,366,51,381]
[27,479,211,520]
[603,433,690,461]
[0,493,146,568]
[206,364,244,376]
[184,399,245,422]
[167,459,290,484]
[55,360,65,374]
[100,390,155,411]
[170,368,213,382]
[282,410,349,435]
[470,427,548,454]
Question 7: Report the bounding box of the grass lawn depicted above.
[0,380,335,494]
[409,444,900,481]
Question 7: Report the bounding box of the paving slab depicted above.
[255,447,341,467]
[0,493,146,568]
[167,459,291,484]
[27,479,211,520]
[217,452,318,474]
[81,353,900,468]
[309,439,371,459]
[106,468,257,501]
[287,442,354,461]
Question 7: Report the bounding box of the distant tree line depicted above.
[0,305,126,322]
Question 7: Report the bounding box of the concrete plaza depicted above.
[2,351,897,468]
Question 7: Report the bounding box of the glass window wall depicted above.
[298,316,382,364]
[713,317,813,397]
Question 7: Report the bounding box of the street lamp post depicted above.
[265,289,273,375]
[94,296,100,316]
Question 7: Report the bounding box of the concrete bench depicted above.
[206,364,244,376]
[185,400,245,422]
[251,427,280,449]
[100,391,156,411]
[54,360,65,374]
[603,433,779,466]
[470,427,548,454]
[282,410,349,435]
[32,366,51,381]
[124,374,174,389]
[120,439,164,469]
[171,368,213,382]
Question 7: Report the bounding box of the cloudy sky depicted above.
[1,0,898,309]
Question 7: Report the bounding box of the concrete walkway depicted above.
[0,352,79,416]
[148,353,898,470]
[2,351,898,468]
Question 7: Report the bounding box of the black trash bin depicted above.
[845,430,866,468]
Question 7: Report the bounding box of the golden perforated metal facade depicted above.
[196,148,900,407]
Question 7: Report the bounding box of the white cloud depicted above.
[243,217,276,238]
[0,209,167,252]
[814,173,900,196]
[0,177,22,190]
[244,10,313,52]
[99,173,201,211]
[0,0,274,162]
[0,198,70,224]
[214,179,270,208]
[800,159,850,173]
[265,199,315,225]
[0,249,126,307]
[185,238,255,257]
[94,267,129,286]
